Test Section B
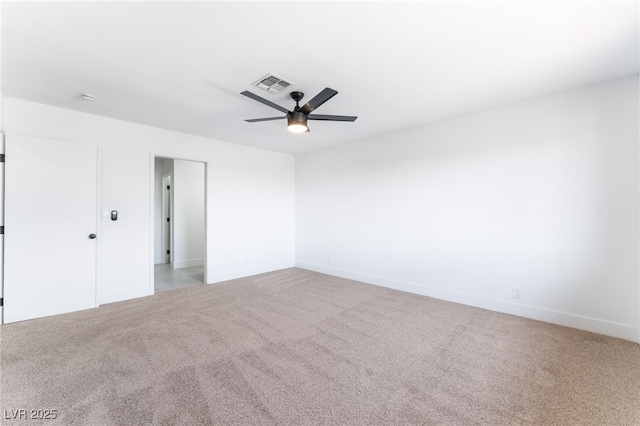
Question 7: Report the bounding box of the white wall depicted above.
[2,97,296,305]
[173,159,205,269]
[296,76,640,343]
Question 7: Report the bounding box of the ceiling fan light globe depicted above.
[288,123,308,133]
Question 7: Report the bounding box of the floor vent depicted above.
[252,73,293,94]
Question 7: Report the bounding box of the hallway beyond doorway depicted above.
[154,264,204,293]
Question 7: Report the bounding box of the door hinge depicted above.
[0,226,4,234]
[0,298,3,307]
[166,249,170,254]
[0,154,5,162]
[167,185,170,190]
[166,217,170,222]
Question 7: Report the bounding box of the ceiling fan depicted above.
[240,88,357,133]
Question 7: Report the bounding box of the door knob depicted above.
[89,234,97,239]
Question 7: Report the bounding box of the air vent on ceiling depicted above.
[252,73,293,94]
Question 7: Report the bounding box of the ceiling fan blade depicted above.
[245,116,286,123]
[307,114,358,122]
[241,91,290,114]
[299,88,338,114]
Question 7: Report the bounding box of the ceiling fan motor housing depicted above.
[287,111,308,127]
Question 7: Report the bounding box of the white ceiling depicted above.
[2,1,638,155]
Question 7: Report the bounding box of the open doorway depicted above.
[153,157,205,292]
[161,174,172,264]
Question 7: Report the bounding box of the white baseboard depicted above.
[208,262,296,284]
[296,262,640,344]
[99,286,153,306]
[173,258,205,269]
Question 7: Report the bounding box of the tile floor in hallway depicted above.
[154,263,204,293]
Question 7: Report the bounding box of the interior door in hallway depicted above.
[4,134,98,323]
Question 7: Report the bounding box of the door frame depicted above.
[150,152,208,289]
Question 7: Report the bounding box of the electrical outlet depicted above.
[512,287,522,299]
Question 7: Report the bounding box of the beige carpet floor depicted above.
[1,268,639,425]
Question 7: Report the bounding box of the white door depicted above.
[4,135,98,323]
